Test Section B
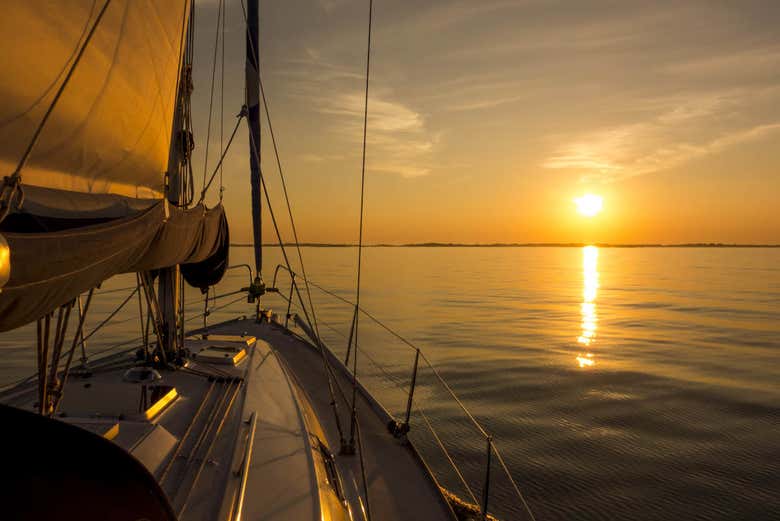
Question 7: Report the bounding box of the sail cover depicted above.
[0,201,228,332]
[0,1,190,198]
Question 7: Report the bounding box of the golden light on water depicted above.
[576,353,595,367]
[574,194,603,217]
[577,245,599,367]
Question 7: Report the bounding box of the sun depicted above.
[574,194,603,217]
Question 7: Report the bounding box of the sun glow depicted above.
[574,194,603,217]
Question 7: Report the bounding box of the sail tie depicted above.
[0,175,24,223]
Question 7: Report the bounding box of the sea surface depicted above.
[2,246,778,520]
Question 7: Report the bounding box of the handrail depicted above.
[209,288,246,301]
[233,411,258,521]
[227,264,254,287]
[270,263,537,521]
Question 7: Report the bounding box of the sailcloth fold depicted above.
[0,202,229,332]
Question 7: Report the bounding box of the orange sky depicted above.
[191,0,780,244]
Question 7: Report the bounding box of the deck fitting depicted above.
[388,420,410,438]
[339,439,356,455]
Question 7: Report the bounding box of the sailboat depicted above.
[0,2,534,520]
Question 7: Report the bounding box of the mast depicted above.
[159,1,195,361]
[245,0,266,305]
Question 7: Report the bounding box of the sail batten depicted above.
[0,1,190,198]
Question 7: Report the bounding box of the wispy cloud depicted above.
[301,153,345,162]
[447,94,527,112]
[318,92,436,178]
[316,0,351,13]
[280,49,438,178]
[319,93,422,132]
[663,46,780,80]
[259,0,780,191]
[544,89,780,182]
[403,0,532,33]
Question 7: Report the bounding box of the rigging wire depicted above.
[354,415,372,521]
[201,0,225,193]
[256,43,326,352]
[219,0,226,202]
[179,264,186,354]
[79,284,136,296]
[348,0,374,451]
[198,109,247,205]
[137,274,150,360]
[79,286,139,345]
[303,310,483,507]
[52,290,95,415]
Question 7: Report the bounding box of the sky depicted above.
[190,0,780,244]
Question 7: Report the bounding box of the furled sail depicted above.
[0,202,229,332]
[0,1,190,198]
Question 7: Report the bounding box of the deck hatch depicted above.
[187,334,256,346]
[193,345,247,366]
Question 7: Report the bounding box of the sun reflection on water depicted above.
[576,353,595,367]
[577,245,599,367]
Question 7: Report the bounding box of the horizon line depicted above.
[230,242,780,248]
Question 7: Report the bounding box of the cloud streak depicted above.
[281,49,438,178]
[544,89,780,182]
[322,92,436,178]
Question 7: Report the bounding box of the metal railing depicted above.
[271,264,537,521]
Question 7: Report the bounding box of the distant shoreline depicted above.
[231,242,780,248]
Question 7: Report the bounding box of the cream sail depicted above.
[0,1,189,198]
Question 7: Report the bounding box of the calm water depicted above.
[2,246,778,520]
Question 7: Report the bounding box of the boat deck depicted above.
[208,317,456,520]
[0,315,455,521]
